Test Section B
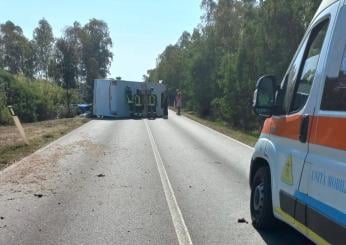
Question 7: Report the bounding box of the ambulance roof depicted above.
[315,0,340,18]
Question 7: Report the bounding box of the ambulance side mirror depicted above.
[253,75,277,118]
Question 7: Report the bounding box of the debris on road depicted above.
[0,216,4,220]
[237,218,248,224]
[33,194,43,198]
[97,174,105,177]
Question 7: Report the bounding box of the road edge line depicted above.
[144,120,193,245]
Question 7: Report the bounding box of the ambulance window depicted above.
[280,43,307,114]
[290,19,329,113]
[321,48,346,111]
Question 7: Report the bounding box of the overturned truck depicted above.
[93,79,168,119]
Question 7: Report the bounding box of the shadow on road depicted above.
[255,221,313,245]
[92,116,167,121]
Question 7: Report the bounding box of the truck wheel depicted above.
[250,166,276,230]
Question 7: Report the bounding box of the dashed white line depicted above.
[144,120,193,245]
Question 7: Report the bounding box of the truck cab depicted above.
[250,0,346,244]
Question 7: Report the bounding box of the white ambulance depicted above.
[250,0,346,244]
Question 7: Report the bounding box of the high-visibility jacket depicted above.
[135,95,142,106]
[148,94,157,106]
[126,95,133,104]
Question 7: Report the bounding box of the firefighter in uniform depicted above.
[134,89,143,118]
[148,88,157,119]
[161,91,168,119]
[125,86,134,117]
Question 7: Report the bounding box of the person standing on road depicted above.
[161,91,168,119]
[175,90,182,116]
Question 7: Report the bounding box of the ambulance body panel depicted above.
[250,1,346,244]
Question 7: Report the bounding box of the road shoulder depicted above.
[0,117,90,170]
[168,108,258,147]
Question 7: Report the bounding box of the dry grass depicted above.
[171,108,259,147]
[0,117,89,170]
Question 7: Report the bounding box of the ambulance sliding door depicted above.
[302,4,346,244]
[272,9,332,231]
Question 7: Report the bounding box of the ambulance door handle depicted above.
[299,114,309,143]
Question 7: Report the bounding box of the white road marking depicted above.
[170,110,254,150]
[144,120,193,245]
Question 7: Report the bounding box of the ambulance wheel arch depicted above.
[258,138,287,218]
[250,137,280,198]
[250,158,270,188]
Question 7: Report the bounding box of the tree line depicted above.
[0,18,113,124]
[147,0,321,130]
[0,18,113,102]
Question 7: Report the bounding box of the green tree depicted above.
[149,0,322,130]
[52,23,82,115]
[49,22,82,86]
[33,18,54,79]
[80,19,113,102]
[0,21,35,77]
[54,37,79,116]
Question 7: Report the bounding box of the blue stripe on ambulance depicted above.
[294,191,346,227]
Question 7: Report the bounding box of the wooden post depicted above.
[8,106,29,145]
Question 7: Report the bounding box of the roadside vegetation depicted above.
[0,18,111,170]
[0,117,89,169]
[147,0,321,132]
[0,18,113,125]
[0,70,75,124]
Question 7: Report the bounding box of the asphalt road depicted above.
[0,111,310,245]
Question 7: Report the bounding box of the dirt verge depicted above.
[0,117,89,170]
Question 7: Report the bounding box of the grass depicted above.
[0,117,89,170]
[172,108,260,147]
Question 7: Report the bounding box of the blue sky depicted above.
[0,0,202,81]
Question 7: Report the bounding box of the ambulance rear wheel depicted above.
[250,166,276,230]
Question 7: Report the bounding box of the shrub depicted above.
[0,70,80,125]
